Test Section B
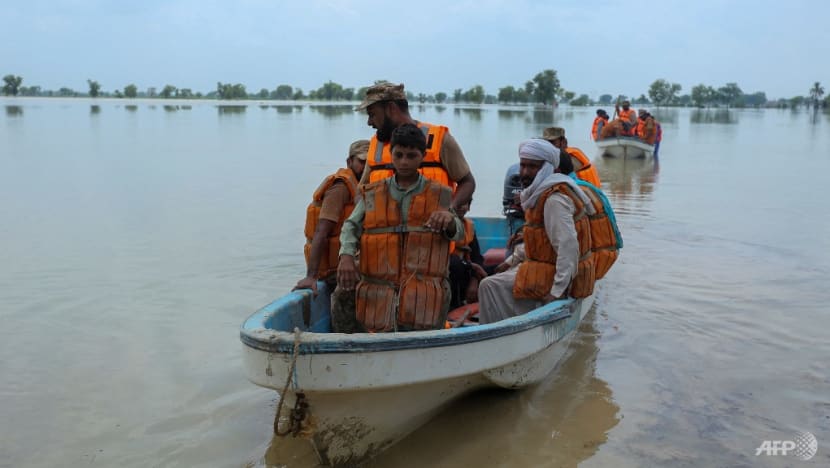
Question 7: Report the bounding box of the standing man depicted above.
[355,82,475,211]
[293,140,369,295]
[541,127,602,187]
[478,140,596,324]
[614,100,638,136]
[336,124,465,332]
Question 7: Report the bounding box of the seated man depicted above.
[541,127,602,187]
[294,140,368,295]
[478,139,597,324]
[335,124,465,332]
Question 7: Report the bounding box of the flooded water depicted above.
[2,98,829,467]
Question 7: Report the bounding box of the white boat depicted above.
[596,136,654,159]
[239,217,596,466]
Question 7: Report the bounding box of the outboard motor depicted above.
[502,163,525,235]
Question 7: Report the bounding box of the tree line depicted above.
[3,72,827,110]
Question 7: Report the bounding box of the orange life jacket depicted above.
[366,122,452,188]
[513,184,595,300]
[450,218,475,256]
[591,116,608,141]
[303,168,359,279]
[636,116,657,144]
[565,147,602,187]
[618,108,637,136]
[577,184,620,279]
[356,178,454,331]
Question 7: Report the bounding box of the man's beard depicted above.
[376,118,397,142]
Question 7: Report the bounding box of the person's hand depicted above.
[470,263,487,280]
[542,293,567,305]
[425,210,454,233]
[292,276,318,295]
[337,255,359,291]
[495,262,511,273]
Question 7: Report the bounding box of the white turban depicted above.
[518,138,596,213]
[519,139,559,210]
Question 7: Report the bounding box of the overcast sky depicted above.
[3,0,827,100]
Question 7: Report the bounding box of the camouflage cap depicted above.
[541,127,566,141]
[348,139,370,160]
[354,82,407,111]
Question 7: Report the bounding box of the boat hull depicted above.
[241,291,594,466]
[596,137,654,159]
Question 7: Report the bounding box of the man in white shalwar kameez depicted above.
[478,139,595,324]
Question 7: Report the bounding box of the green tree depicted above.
[498,86,516,103]
[87,79,101,97]
[258,88,269,99]
[718,82,743,108]
[273,84,293,100]
[531,69,560,104]
[598,94,613,105]
[292,88,304,100]
[20,85,41,96]
[160,85,177,99]
[524,80,535,98]
[743,91,767,107]
[124,84,137,98]
[58,87,75,97]
[453,88,462,102]
[216,82,247,99]
[177,88,193,98]
[648,79,682,106]
[809,82,825,108]
[691,84,716,107]
[314,81,344,100]
[434,92,447,103]
[559,90,575,103]
[570,94,591,106]
[3,75,23,96]
[463,85,485,104]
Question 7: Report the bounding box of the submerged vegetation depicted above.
[2,72,828,110]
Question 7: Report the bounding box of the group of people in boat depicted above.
[591,100,662,156]
[294,82,621,333]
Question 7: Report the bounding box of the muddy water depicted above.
[1,99,829,467]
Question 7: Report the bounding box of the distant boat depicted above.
[596,136,654,159]
[239,216,596,466]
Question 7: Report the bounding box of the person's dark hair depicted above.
[558,151,574,174]
[390,123,426,153]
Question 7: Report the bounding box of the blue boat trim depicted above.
[239,290,576,354]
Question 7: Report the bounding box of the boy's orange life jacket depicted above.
[303,168,358,279]
[366,122,453,189]
[565,147,602,187]
[513,184,595,300]
[356,179,454,331]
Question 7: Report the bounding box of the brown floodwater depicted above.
[1,98,828,467]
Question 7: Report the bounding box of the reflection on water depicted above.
[5,105,23,116]
[650,108,678,124]
[531,108,554,123]
[217,105,247,115]
[454,107,483,121]
[258,313,618,468]
[690,108,738,124]
[308,104,352,118]
[90,105,100,114]
[274,105,293,114]
[594,156,659,205]
[125,105,137,112]
[163,105,179,112]
[498,108,528,120]
[434,105,446,113]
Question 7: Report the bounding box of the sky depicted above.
[2,0,828,100]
